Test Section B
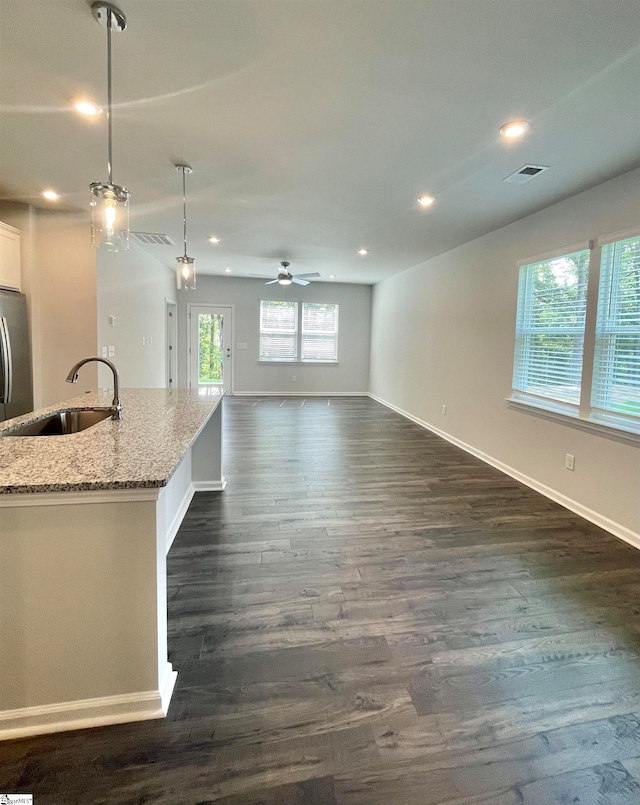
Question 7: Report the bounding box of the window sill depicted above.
[506,395,640,445]
[258,360,339,365]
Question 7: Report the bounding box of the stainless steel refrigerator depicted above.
[0,289,34,422]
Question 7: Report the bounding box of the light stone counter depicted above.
[0,387,222,494]
[0,387,225,741]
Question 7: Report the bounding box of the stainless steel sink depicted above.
[2,408,113,436]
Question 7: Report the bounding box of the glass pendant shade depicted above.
[90,182,130,251]
[176,256,196,290]
[89,2,129,251]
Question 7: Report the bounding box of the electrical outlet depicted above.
[148,336,153,345]
[101,346,108,357]
[108,346,115,357]
[108,315,116,327]
[441,404,447,415]
[292,376,297,382]
[565,453,575,471]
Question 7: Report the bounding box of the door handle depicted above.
[0,316,12,405]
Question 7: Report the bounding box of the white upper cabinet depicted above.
[0,222,22,291]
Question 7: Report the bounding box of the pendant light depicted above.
[176,164,196,290]
[89,2,130,251]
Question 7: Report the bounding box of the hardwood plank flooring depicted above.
[1,396,639,804]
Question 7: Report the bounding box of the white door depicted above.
[189,305,234,394]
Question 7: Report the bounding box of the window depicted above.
[259,300,339,362]
[512,248,590,409]
[301,303,339,361]
[591,234,640,426]
[259,300,298,361]
[510,232,640,439]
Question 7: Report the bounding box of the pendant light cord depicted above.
[106,7,113,185]
[182,168,188,258]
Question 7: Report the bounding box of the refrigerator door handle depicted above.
[0,316,13,404]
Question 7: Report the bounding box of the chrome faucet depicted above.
[66,357,123,420]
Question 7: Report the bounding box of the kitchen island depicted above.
[0,388,224,740]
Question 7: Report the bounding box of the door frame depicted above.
[165,299,178,389]
[187,303,235,395]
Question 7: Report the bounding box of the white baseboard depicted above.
[0,665,177,741]
[165,483,195,553]
[232,391,369,397]
[159,662,178,714]
[369,393,640,551]
[193,477,227,492]
[165,478,227,552]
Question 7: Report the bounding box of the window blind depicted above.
[259,300,298,360]
[512,249,590,406]
[591,235,640,420]
[301,303,338,362]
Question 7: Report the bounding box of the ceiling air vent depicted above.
[130,232,176,246]
[503,165,549,184]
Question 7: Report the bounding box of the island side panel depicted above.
[0,495,171,738]
[191,400,225,491]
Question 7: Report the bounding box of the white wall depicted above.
[33,211,99,406]
[96,241,176,389]
[370,168,640,539]
[0,205,175,405]
[1,205,100,408]
[177,276,371,394]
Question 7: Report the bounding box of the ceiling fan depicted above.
[249,261,320,286]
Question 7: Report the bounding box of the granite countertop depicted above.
[0,388,222,494]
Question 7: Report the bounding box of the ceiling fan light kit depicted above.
[89,1,130,252]
[249,261,321,287]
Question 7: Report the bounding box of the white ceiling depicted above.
[1,0,639,284]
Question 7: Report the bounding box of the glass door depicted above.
[189,305,233,395]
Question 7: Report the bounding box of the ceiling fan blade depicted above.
[249,273,274,278]
[292,277,310,286]
[295,272,321,278]
[265,279,280,285]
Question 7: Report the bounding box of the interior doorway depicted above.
[188,304,234,395]
[165,300,178,389]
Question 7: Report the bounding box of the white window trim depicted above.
[259,300,340,364]
[257,360,340,365]
[509,230,640,445]
[516,241,590,268]
[597,226,640,247]
[507,396,640,445]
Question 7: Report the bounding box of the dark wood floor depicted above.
[2,396,640,804]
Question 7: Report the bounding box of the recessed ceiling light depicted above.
[208,236,220,244]
[42,189,60,201]
[74,100,103,116]
[329,275,336,279]
[224,267,232,273]
[417,194,435,207]
[499,120,530,139]
[357,248,368,256]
